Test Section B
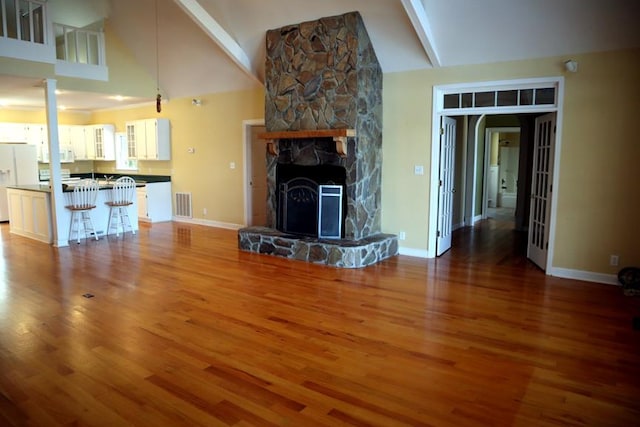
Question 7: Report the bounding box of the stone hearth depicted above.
[238,11,398,268]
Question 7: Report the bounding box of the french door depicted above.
[436,116,457,256]
[527,113,556,270]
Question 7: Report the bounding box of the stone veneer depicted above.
[238,227,398,268]
[238,11,397,267]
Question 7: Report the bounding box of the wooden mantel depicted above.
[258,129,356,157]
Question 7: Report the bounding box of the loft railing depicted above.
[54,23,105,66]
[0,0,47,44]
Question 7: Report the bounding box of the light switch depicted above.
[414,165,424,175]
[229,162,236,169]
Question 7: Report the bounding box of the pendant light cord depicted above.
[155,0,161,112]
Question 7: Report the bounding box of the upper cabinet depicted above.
[0,123,29,143]
[125,118,171,161]
[87,124,115,161]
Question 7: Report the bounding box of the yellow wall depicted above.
[91,89,264,226]
[382,48,640,274]
[0,110,89,125]
[56,20,157,98]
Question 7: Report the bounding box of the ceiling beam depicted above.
[172,0,261,82]
[400,0,441,67]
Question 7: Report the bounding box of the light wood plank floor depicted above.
[1,220,639,426]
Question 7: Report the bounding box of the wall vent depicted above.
[175,192,192,218]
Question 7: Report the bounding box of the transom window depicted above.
[436,80,560,115]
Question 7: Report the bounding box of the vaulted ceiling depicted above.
[2,0,639,111]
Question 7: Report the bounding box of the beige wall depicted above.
[382,48,640,274]
[91,89,264,226]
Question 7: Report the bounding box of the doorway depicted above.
[243,120,267,226]
[431,78,564,273]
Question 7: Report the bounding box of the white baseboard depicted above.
[548,267,619,285]
[398,247,430,258]
[472,214,483,224]
[452,222,464,231]
[172,216,243,230]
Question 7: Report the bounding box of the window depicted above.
[114,132,137,171]
[440,85,557,113]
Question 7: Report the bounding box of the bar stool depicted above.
[106,176,136,237]
[66,179,100,244]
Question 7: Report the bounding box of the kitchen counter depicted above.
[6,184,139,245]
[7,182,146,193]
[72,173,171,183]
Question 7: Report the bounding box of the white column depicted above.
[44,78,68,247]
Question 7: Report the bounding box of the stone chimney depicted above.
[263,11,383,240]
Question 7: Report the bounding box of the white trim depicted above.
[548,267,619,286]
[452,221,464,231]
[427,89,440,258]
[174,0,259,82]
[399,247,429,258]
[472,214,483,224]
[0,37,55,63]
[172,216,243,230]
[400,0,440,67]
[545,79,565,273]
[55,61,108,81]
[470,115,485,224]
[430,77,564,269]
[242,119,265,226]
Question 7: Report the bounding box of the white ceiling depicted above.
[1,0,639,112]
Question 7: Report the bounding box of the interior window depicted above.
[115,132,137,171]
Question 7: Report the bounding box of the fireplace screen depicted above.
[276,164,346,238]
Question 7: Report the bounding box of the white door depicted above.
[527,113,556,270]
[249,125,267,226]
[436,116,457,256]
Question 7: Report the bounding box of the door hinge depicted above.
[439,180,443,187]
[437,230,441,237]
[546,242,549,250]
[440,128,444,135]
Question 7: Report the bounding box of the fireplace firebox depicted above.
[277,164,346,238]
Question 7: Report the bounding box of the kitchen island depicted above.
[6,182,142,244]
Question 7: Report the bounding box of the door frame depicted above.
[482,126,521,219]
[242,118,265,226]
[429,77,565,274]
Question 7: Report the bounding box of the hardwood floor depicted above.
[1,220,639,426]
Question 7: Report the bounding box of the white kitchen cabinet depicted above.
[125,121,141,159]
[26,124,47,146]
[0,123,29,143]
[136,181,172,222]
[87,124,115,160]
[66,126,90,160]
[125,118,170,160]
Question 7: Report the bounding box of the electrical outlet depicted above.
[398,231,406,240]
[610,255,619,266]
[229,162,236,169]
[414,165,424,175]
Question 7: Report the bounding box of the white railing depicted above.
[54,23,105,66]
[0,0,47,44]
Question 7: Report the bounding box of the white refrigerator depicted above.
[0,144,39,221]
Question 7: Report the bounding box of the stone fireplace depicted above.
[238,11,398,268]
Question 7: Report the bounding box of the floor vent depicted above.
[175,192,192,218]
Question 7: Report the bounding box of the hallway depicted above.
[440,208,535,269]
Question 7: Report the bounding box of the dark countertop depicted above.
[7,182,146,193]
[71,173,171,183]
